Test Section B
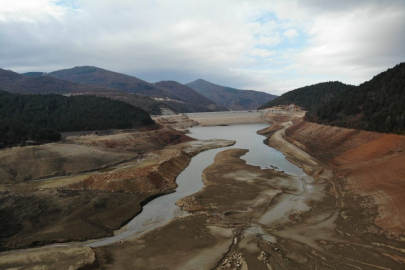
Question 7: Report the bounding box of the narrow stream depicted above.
[88,123,306,247]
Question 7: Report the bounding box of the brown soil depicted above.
[66,149,190,194]
[0,188,149,250]
[153,114,198,132]
[284,118,405,235]
[0,246,96,270]
[0,143,136,183]
[0,126,192,184]
[66,126,193,151]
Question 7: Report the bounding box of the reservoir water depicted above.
[88,123,305,247]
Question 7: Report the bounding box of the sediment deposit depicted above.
[1,112,404,270]
[0,124,233,251]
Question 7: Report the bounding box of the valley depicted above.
[2,1,403,269]
[1,111,404,269]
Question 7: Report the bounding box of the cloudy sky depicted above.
[0,0,404,95]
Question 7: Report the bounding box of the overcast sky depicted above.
[0,0,404,95]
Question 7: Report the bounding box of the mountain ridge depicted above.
[47,66,223,112]
[186,79,277,110]
[259,81,352,110]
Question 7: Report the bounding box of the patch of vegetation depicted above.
[0,91,153,148]
[259,81,351,110]
[306,63,405,134]
[235,97,252,106]
[21,72,44,77]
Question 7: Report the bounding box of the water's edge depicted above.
[88,123,305,247]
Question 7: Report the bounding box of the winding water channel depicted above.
[88,123,307,247]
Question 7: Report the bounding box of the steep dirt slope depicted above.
[284,118,405,234]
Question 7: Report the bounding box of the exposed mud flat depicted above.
[0,124,233,251]
[93,144,404,269]
[93,114,404,269]
[2,112,405,269]
[0,246,96,270]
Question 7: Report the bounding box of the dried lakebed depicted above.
[2,122,404,269]
[88,123,303,247]
[93,123,405,269]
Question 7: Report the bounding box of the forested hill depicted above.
[48,66,183,100]
[47,66,223,113]
[306,63,405,134]
[259,81,352,110]
[0,68,115,94]
[0,91,153,148]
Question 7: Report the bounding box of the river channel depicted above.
[88,123,306,247]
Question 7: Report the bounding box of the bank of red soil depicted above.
[285,118,405,235]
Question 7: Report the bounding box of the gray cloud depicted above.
[0,0,404,95]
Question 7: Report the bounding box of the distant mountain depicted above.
[186,79,277,110]
[259,81,352,110]
[48,66,181,99]
[0,68,114,94]
[0,90,153,148]
[0,68,176,115]
[21,72,45,77]
[306,63,405,134]
[155,80,228,112]
[48,66,223,113]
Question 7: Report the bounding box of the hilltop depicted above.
[259,81,352,110]
[48,66,179,99]
[0,68,114,94]
[186,79,277,110]
[48,66,222,113]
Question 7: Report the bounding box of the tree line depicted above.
[0,91,153,148]
[306,63,405,134]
